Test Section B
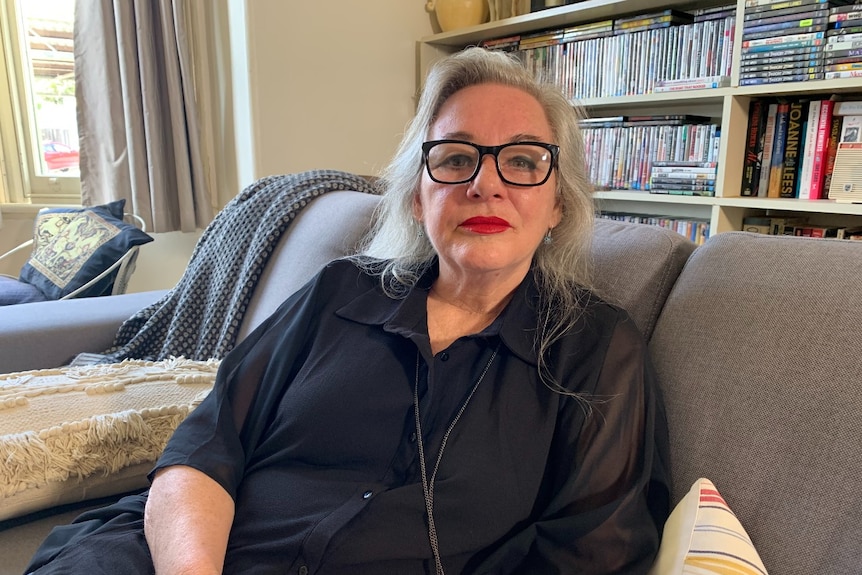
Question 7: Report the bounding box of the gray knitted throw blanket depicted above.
[98,170,381,362]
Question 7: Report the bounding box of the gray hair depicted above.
[356,47,596,391]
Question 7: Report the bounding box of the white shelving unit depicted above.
[417,0,862,235]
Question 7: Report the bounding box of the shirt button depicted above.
[363,490,373,499]
[409,432,417,443]
[438,352,449,361]
[298,567,309,575]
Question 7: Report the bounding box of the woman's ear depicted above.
[412,191,424,221]
[551,201,562,229]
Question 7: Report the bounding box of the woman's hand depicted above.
[145,465,235,575]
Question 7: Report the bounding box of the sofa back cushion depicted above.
[649,231,862,575]
[239,191,382,340]
[591,219,696,340]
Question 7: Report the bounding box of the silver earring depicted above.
[543,229,553,245]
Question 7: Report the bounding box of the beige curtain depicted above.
[73,0,213,233]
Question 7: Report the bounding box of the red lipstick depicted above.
[460,216,511,234]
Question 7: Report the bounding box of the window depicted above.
[0,0,80,205]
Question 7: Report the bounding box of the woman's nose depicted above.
[467,155,505,197]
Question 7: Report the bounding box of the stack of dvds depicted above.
[739,0,857,85]
[824,3,862,78]
[648,161,718,197]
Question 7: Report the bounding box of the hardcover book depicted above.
[768,102,791,197]
[742,100,767,196]
[779,99,808,197]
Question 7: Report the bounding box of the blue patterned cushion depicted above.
[18,202,153,299]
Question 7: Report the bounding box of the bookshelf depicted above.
[417,0,862,236]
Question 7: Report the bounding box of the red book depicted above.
[822,114,844,198]
[808,98,835,200]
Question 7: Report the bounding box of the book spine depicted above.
[832,17,862,29]
[768,102,791,198]
[743,21,828,41]
[745,0,826,9]
[779,100,807,198]
[825,69,862,78]
[746,8,828,27]
[822,113,844,196]
[830,10,862,22]
[742,31,825,47]
[651,160,718,167]
[649,182,717,190]
[826,31,862,42]
[823,41,862,52]
[758,102,779,197]
[739,65,822,78]
[825,62,862,71]
[809,98,835,199]
[740,72,824,84]
[741,57,823,72]
[834,100,862,115]
[797,99,821,199]
[741,38,825,52]
[824,53,862,64]
[742,100,766,196]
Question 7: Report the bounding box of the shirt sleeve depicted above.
[477,312,671,574]
[148,269,326,500]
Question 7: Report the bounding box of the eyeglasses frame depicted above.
[421,139,560,187]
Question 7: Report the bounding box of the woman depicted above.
[27,47,668,575]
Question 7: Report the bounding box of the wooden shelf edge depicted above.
[596,192,862,216]
[594,191,715,205]
[718,197,862,216]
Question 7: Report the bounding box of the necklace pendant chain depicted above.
[413,343,500,575]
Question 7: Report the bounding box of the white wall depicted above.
[242,1,432,180]
[1,2,433,293]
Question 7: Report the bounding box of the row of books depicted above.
[581,116,720,191]
[739,0,862,85]
[740,94,862,199]
[599,212,711,245]
[742,214,862,238]
[481,7,736,99]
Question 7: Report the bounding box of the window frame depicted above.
[0,0,81,207]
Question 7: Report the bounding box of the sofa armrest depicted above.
[0,290,167,373]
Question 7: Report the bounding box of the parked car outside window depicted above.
[43,141,79,172]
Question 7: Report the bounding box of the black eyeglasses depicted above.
[422,139,559,187]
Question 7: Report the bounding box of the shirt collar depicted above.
[336,264,541,366]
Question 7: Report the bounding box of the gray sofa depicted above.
[1,189,861,575]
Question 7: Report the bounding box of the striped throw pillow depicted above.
[649,477,768,575]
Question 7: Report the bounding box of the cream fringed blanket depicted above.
[0,357,220,521]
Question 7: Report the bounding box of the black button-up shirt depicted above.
[153,259,669,574]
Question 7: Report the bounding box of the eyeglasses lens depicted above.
[426,142,553,186]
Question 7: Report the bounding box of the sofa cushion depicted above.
[591,219,697,339]
[0,276,48,306]
[239,190,382,340]
[18,201,153,300]
[0,357,219,521]
[649,478,767,575]
[650,232,862,575]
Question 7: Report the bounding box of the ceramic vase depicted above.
[426,0,489,33]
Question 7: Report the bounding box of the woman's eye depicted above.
[442,154,473,168]
[506,156,538,171]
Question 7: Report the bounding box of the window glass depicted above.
[21,0,78,176]
[0,0,79,204]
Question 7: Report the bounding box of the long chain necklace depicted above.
[413,344,500,575]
